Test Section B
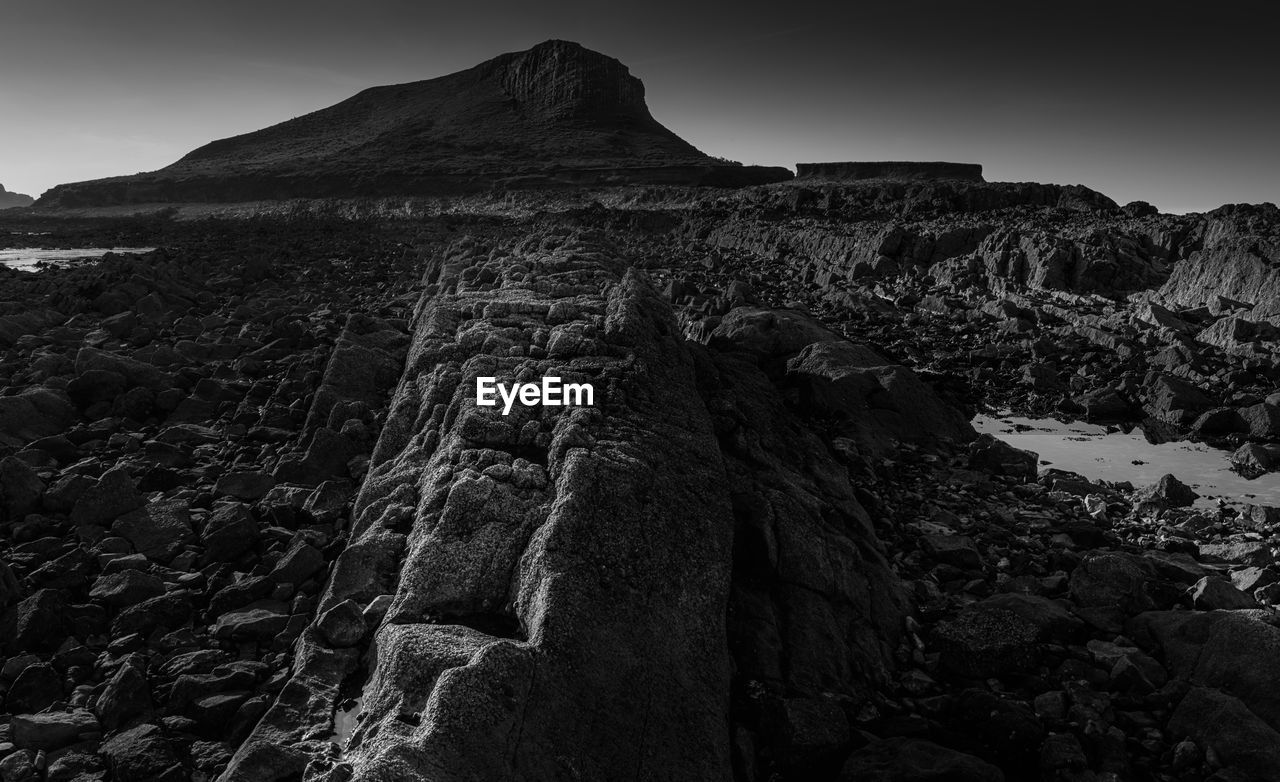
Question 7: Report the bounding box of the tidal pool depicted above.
[973,413,1280,509]
[0,247,155,272]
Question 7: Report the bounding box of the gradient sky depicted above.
[1,0,1275,213]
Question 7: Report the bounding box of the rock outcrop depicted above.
[0,183,34,209]
[218,230,922,781]
[36,41,791,208]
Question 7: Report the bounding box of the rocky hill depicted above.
[35,41,790,207]
[0,184,33,209]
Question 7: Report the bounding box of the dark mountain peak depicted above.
[37,41,791,208]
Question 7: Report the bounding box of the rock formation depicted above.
[0,184,34,209]
[36,41,791,207]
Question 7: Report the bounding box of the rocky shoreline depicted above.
[2,179,1280,781]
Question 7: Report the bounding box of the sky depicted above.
[1,0,1276,213]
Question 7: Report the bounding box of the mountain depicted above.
[37,40,790,207]
[0,184,33,208]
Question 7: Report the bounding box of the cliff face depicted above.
[490,39,650,122]
[37,41,791,207]
[0,184,33,209]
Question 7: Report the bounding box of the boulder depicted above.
[1240,402,1280,439]
[1189,577,1259,610]
[0,389,76,448]
[316,599,368,648]
[90,569,166,607]
[96,660,153,730]
[212,600,290,640]
[11,709,100,751]
[0,456,45,520]
[214,470,276,501]
[932,605,1040,677]
[1134,473,1199,509]
[200,503,261,564]
[967,434,1037,481]
[111,498,194,562]
[70,467,144,526]
[1168,686,1280,780]
[99,723,182,782]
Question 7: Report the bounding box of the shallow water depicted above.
[973,413,1280,508]
[0,247,155,272]
[333,695,364,749]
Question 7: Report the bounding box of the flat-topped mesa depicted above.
[796,161,985,182]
